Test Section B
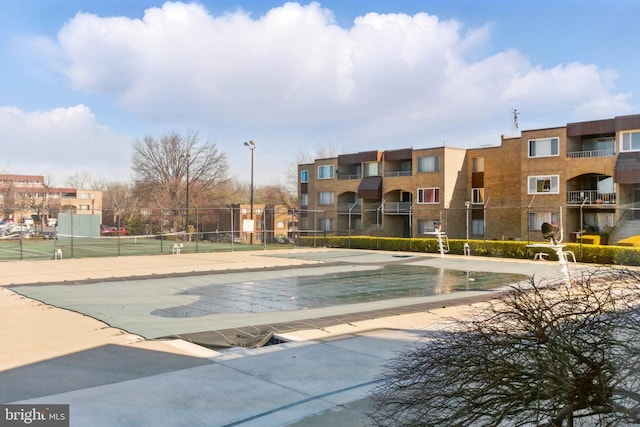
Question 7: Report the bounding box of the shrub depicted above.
[298,236,640,266]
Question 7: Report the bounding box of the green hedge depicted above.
[299,236,640,266]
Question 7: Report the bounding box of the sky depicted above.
[1,0,639,188]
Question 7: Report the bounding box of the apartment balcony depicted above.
[383,202,412,214]
[567,138,616,159]
[566,190,616,205]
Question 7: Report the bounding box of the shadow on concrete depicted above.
[0,344,212,403]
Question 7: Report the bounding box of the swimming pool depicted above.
[152,264,527,317]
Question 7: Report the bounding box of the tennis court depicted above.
[0,234,293,261]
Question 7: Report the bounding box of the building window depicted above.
[529,212,559,231]
[276,221,285,229]
[363,161,380,177]
[241,208,247,214]
[417,219,438,234]
[621,130,640,152]
[418,156,440,172]
[318,165,334,179]
[417,187,440,204]
[472,188,484,204]
[300,194,308,206]
[472,219,484,236]
[79,204,90,210]
[317,218,334,231]
[318,191,334,205]
[528,175,559,194]
[529,137,559,157]
[78,192,92,199]
[300,170,309,183]
[472,157,484,172]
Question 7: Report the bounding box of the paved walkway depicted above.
[0,248,571,426]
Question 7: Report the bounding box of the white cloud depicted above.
[12,1,634,184]
[49,1,630,132]
[0,105,132,186]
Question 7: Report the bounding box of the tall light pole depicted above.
[181,153,191,237]
[244,141,255,244]
[465,201,471,241]
[464,200,471,256]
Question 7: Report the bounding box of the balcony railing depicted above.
[567,190,616,205]
[567,149,615,159]
[383,202,412,214]
[384,170,412,177]
[337,173,362,180]
[337,202,361,213]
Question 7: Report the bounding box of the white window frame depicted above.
[417,156,440,173]
[528,137,559,158]
[621,130,640,152]
[529,212,559,231]
[528,175,560,194]
[472,188,484,204]
[318,191,334,205]
[317,165,334,180]
[417,187,440,204]
[300,194,308,206]
[300,170,309,183]
[472,157,484,172]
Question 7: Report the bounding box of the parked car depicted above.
[100,225,127,236]
[4,224,31,238]
[8,224,30,234]
[42,227,57,240]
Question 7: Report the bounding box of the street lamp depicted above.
[464,200,471,256]
[465,201,471,241]
[244,141,255,244]
[181,153,191,237]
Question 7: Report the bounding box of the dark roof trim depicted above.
[358,176,382,200]
[614,152,640,184]
[338,151,381,165]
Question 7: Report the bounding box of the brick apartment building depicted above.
[298,114,640,244]
[0,174,103,226]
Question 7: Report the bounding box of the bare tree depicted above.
[256,184,296,206]
[131,131,229,230]
[369,270,640,427]
[101,182,137,226]
[66,171,103,190]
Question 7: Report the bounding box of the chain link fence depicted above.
[1,204,638,261]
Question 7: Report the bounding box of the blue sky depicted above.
[1,0,639,187]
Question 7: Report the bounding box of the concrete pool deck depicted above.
[0,248,575,426]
